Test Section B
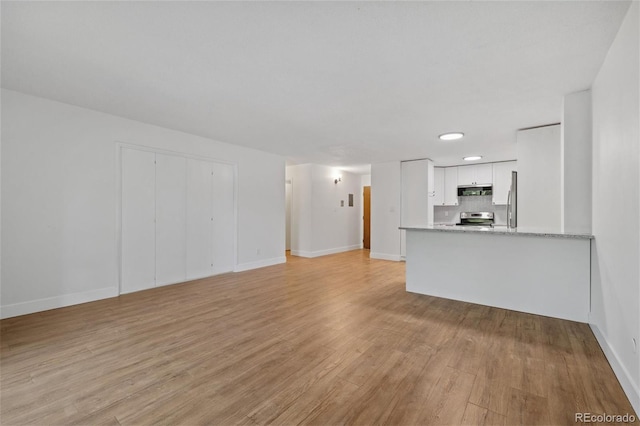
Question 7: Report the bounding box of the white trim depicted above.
[369,252,402,261]
[290,245,361,259]
[590,324,640,414]
[0,287,118,319]
[234,256,286,272]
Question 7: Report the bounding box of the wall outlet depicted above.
[256,248,261,255]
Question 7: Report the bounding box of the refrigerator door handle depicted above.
[507,190,512,228]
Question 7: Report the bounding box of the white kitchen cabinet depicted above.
[457,163,493,186]
[492,161,517,205]
[444,167,459,206]
[433,167,445,206]
[401,159,434,227]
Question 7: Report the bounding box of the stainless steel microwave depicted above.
[457,185,492,196]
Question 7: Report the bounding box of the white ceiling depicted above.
[1,1,631,171]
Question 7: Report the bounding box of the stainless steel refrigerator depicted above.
[507,171,517,228]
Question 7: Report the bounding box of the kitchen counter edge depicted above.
[399,225,594,240]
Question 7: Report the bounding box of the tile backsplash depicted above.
[434,195,508,225]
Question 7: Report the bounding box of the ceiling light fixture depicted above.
[439,132,464,141]
[463,156,482,161]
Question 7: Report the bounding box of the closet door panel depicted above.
[155,153,187,286]
[121,148,156,293]
[186,159,214,280]
[212,163,235,274]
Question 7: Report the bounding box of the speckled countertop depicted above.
[400,224,593,239]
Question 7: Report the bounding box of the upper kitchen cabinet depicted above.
[457,163,493,186]
[401,159,434,227]
[444,167,459,206]
[492,161,517,205]
[434,167,444,206]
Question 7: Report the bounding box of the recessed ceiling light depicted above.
[439,132,464,141]
[463,156,482,161]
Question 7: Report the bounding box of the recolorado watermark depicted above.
[575,412,636,423]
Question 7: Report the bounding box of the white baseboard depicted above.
[369,252,402,261]
[590,323,640,415]
[234,256,286,272]
[1,286,119,319]
[290,245,361,259]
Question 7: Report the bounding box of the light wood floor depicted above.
[1,250,636,425]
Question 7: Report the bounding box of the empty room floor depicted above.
[1,250,636,425]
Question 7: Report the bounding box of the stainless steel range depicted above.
[456,212,494,228]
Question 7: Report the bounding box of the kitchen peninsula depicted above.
[401,225,593,322]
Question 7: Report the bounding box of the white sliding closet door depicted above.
[186,159,214,280]
[155,153,187,286]
[121,148,156,293]
[212,163,235,274]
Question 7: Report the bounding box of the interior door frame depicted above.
[115,142,238,295]
[363,185,371,249]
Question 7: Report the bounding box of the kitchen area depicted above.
[395,120,594,323]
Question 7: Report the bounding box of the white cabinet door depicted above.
[492,161,517,205]
[121,148,156,294]
[444,167,459,206]
[186,158,214,280]
[475,163,493,185]
[401,160,429,227]
[458,164,492,185]
[212,162,235,274]
[457,165,475,186]
[426,160,434,226]
[155,153,187,286]
[433,167,444,206]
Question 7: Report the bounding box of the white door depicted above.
[155,153,187,286]
[186,158,214,280]
[212,162,235,274]
[121,148,156,293]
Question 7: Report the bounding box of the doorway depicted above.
[285,179,292,252]
[363,186,371,249]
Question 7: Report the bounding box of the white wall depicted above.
[287,164,361,258]
[562,90,592,234]
[516,124,562,231]
[1,89,286,318]
[591,1,640,414]
[370,161,402,261]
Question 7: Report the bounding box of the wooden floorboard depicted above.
[1,249,637,425]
